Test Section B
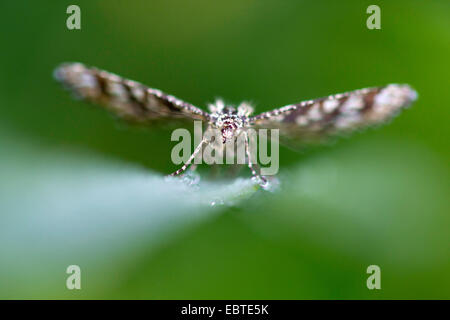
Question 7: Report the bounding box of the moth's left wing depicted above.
[251,84,417,146]
[54,62,210,124]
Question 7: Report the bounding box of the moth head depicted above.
[208,100,249,143]
[221,124,235,143]
[213,115,242,143]
[210,114,242,144]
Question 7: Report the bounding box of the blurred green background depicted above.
[0,0,449,299]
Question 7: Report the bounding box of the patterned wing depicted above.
[251,84,417,146]
[54,62,210,123]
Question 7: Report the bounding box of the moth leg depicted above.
[188,133,210,173]
[243,131,268,187]
[169,138,208,176]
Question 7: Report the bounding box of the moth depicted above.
[54,62,417,187]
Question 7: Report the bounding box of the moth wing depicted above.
[251,85,417,149]
[54,62,210,125]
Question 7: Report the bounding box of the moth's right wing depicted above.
[250,84,417,148]
[54,62,210,124]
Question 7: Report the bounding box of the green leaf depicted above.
[0,130,258,298]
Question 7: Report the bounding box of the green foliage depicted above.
[0,0,449,299]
